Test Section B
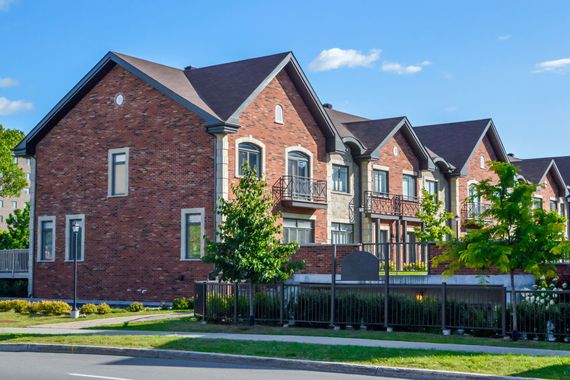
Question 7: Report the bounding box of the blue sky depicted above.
[1,0,569,158]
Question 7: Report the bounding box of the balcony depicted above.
[363,191,421,219]
[0,249,29,279]
[461,202,492,224]
[272,176,327,209]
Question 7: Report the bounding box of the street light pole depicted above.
[454,215,460,240]
[71,222,80,318]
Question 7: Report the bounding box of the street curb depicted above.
[0,343,538,380]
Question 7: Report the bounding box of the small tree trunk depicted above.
[248,281,255,325]
[509,270,519,340]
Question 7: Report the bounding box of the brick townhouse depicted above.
[14,51,569,302]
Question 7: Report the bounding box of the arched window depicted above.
[480,155,485,169]
[275,104,284,124]
[238,142,262,177]
[287,151,310,178]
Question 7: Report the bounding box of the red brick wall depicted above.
[555,265,570,284]
[293,244,362,274]
[535,171,562,211]
[377,131,420,196]
[230,71,329,242]
[33,65,214,302]
[458,135,499,206]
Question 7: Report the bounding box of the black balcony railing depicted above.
[273,176,327,206]
[461,202,492,222]
[363,191,421,218]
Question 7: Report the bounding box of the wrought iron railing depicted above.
[461,202,492,222]
[272,176,327,204]
[363,192,421,218]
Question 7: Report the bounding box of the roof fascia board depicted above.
[458,120,508,176]
[542,160,568,196]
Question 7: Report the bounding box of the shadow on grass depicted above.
[514,364,570,379]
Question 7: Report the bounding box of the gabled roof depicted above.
[16,51,342,155]
[515,158,567,195]
[547,156,570,191]
[414,118,509,176]
[325,107,433,170]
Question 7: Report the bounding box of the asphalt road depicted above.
[0,352,411,380]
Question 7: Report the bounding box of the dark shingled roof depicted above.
[514,158,553,184]
[343,117,407,155]
[548,156,570,188]
[185,52,290,121]
[414,119,492,174]
[324,108,369,139]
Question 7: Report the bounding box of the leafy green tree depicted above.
[433,161,569,337]
[204,166,302,324]
[414,188,453,242]
[0,125,27,197]
[0,202,30,249]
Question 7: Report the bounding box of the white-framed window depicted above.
[331,222,353,244]
[12,156,18,164]
[25,158,31,166]
[0,200,3,208]
[0,216,3,223]
[238,142,262,177]
[181,208,205,260]
[11,201,17,209]
[480,155,485,169]
[65,214,85,261]
[402,174,417,200]
[24,187,30,195]
[26,173,31,181]
[332,164,349,193]
[283,218,314,244]
[533,197,543,210]
[275,104,284,124]
[37,216,56,262]
[108,147,129,197]
[373,169,388,194]
[424,180,438,201]
[550,200,558,213]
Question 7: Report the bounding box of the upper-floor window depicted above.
[12,156,18,164]
[288,151,310,178]
[25,158,31,166]
[11,201,17,209]
[65,215,85,261]
[283,218,314,244]
[468,183,480,204]
[550,200,558,212]
[37,216,55,262]
[331,222,353,244]
[275,104,284,124]
[0,200,3,208]
[480,156,485,169]
[24,187,30,195]
[26,173,31,181]
[238,143,262,177]
[425,180,438,202]
[181,208,205,260]
[332,165,349,193]
[108,148,129,197]
[402,174,416,200]
[533,197,543,209]
[373,170,388,194]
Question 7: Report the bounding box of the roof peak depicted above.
[184,51,291,72]
[415,118,492,129]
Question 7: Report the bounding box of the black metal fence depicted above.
[195,281,507,334]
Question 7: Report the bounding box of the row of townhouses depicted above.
[13,51,570,302]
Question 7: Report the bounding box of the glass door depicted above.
[288,151,310,199]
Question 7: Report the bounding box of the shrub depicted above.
[31,301,71,315]
[96,303,112,314]
[0,300,16,312]
[126,302,145,312]
[172,297,192,310]
[80,304,98,315]
[13,299,31,313]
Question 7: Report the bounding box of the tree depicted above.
[0,202,30,249]
[433,161,569,338]
[204,165,303,324]
[0,125,27,197]
[414,188,453,242]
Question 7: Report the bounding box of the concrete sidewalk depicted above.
[33,312,193,329]
[1,325,569,357]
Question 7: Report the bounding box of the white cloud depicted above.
[309,48,381,72]
[0,96,33,115]
[498,34,512,41]
[533,58,570,73]
[382,60,431,75]
[0,0,16,11]
[0,77,19,88]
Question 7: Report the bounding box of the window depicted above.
[25,158,31,166]
[24,187,30,195]
[533,197,543,209]
[37,216,55,261]
[331,223,353,244]
[283,218,314,244]
[373,170,388,194]
[108,148,129,196]
[11,201,17,209]
[288,151,310,178]
[26,173,31,181]
[402,174,416,200]
[181,208,205,260]
[546,199,555,211]
[275,104,284,124]
[65,215,85,261]
[0,216,3,223]
[12,156,17,164]
[480,156,485,169]
[425,180,438,201]
[0,200,3,208]
[332,165,349,193]
[238,143,262,177]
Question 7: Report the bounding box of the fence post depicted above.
[330,244,337,328]
[441,281,447,332]
[280,283,285,326]
[11,250,16,277]
[501,286,507,336]
[384,243,390,329]
[233,282,238,324]
[202,282,208,322]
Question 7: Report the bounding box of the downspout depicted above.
[28,156,36,297]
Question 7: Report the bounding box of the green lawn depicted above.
[99,316,570,352]
[0,333,568,379]
[0,310,181,328]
